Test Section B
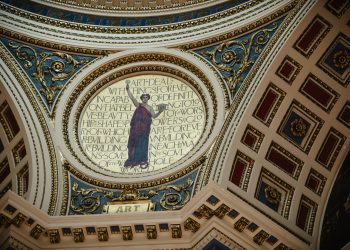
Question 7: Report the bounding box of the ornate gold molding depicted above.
[64,155,205,190]
[0,45,58,215]
[0,28,111,55]
[0,0,265,33]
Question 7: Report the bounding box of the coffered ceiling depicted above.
[0,0,349,249]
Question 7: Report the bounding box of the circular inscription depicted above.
[79,74,205,174]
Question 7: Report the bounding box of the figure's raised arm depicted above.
[126,82,138,107]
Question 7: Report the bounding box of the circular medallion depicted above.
[79,74,205,174]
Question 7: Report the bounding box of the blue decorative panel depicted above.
[256,181,280,212]
[0,37,97,113]
[203,239,231,250]
[280,111,311,146]
[278,100,323,154]
[86,227,96,234]
[62,228,72,236]
[4,204,17,214]
[267,235,278,245]
[206,195,220,205]
[110,226,120,234]
[247,222,259,232]
[317,33,350,86]
[134,224,144,232]
[0,0,251,26]
[159,223,169,231]
[68,168,199,215]
[227,209,239,219]
[194,17,285,96]
[255,168,294,219]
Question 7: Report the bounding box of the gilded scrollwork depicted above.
[201,23,278,94]
[159,177,193,210]
[70,182,112,214]
[69,177,194,214]
[8,41,90,108]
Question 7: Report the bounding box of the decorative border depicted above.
[0,30,109,55]
[296,195,317,235]
[299,73,339,113]
[17,163,29,196]
[229,150,254,191]
[255,167,294,219]
[64,156,205,190]
[293,15,332,58]
[265,141,304,180]
[317,33,350,86]
[253,82,286,126]
[305,168,326,196]
[316,127,346,170]
[278,100,324,154]
[241,124,265,152]
[41,0,216,11]
[337,101,350,128]
[12,139,26,165]
[275,55,302,84]
[0,0,265,33]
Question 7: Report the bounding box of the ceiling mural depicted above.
[0,0,349,249]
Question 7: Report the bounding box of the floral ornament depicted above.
[333,50,349,69]
[264,186,281,205]
[291,118,307,137]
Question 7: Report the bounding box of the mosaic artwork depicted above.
[79,75,205,174]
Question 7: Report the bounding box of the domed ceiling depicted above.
[0,0,349,249]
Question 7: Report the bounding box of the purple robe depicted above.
[124,104,152,167]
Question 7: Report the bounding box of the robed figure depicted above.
[124,82,166,168]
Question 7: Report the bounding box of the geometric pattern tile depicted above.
[299,73,339,112]
[293,15,332,58]
[266,141,304,180]
[255,168,294,219]
[337,101,350,128]
[317,33,350,86]
[229,151,254,191]
[276,55,302,84]
[278,100,324,154]
[316,127,347,170]
[253,83,285,126]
